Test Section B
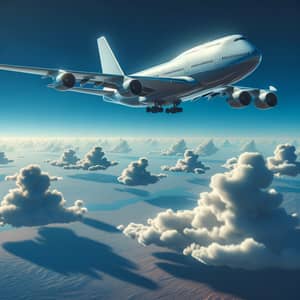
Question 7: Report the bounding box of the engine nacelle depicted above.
[255,91,278,109]
[121,79,143,97]
[53,72,76,91]
[227,90,252,108]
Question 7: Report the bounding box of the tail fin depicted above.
[97,37,124,75]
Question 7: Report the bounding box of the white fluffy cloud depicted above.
[162,139,187,156]
[50,149,80,167]
[0,165,87,227]
[267,144,300,177]
[241,140,257,152]
[0,152,13,164]
[66,147,118,171]
[110,140,132,153]
[222,157,238,170]
[195,140,218,156]
[162,150,210,174]
[118,157,166,186]
[121,152,300,270]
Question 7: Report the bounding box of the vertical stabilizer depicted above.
[97,37,124,75]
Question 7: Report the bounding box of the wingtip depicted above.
[269,85,277,92]
[97,36,107,42]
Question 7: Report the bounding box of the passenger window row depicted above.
[191,60,214,68]
[222,52,250,60]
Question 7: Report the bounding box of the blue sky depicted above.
[0,0,299,137]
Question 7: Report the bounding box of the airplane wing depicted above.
[0,64,197,96]
[0,64,124,88]
[182,85,277,102]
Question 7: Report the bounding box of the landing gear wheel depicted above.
[165,102,183,113]
[146,106,164,113]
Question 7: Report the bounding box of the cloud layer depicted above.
[121,152,300,270]
[195,140,218,156]
[162,150,210,174]
[267,144,300,177]
[118,157,166,186]
[162,139,187,156]
[0,165,87,227]
[0,152,13,164]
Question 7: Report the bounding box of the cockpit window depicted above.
[234,37,247,42]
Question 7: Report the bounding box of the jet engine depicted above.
[254,90,278,109]
[121,79,143,97]
[227,90,252,108]
[53,72,76,90]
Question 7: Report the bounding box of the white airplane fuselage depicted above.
[103,34,262,107]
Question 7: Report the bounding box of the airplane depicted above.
[0,34,277,114]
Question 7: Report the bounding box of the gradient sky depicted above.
[0,0,299,137]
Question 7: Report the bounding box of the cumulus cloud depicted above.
[161,150,210,174]
[162,139,187,156]
[145,138,160,148]
[241,140,257,152]
[0,152,13,164]
[67,147,118,171]
[195,140,218,156]
[110,140,132,153]
[0,165,87,227]
[118,157,166,186]
[222,157,238,170]
[121,152,300,270]
[42,142,65,153]
[50,149,80,168]
[267,144,300,177]
[222,139,232,148]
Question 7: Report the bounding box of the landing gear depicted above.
[146,106,164,113]
[146,100,183,114]
[165,100,183,114]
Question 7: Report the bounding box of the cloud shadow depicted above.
[145,194,197,210]
[69,173,117,184]
[186,177,210,186]
[115,187,150,197]
[3,227,158,290]
[81,217,119,233]
[153,251,300,300]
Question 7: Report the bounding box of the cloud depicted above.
[0,165,87,227]
[120,152,300,270]
[42,142,65,153]
[50,149,80,167]
[222,157,238,170]
[145,138,160,148]
[110,140,132,153]
[118,157,166,186]
[67,147,118,171]
[0,152,13,164]
[222,139,232,148]
[241,140,257,152]
[0,144,14,152]
[195,140,218,156]
[162,139,187,156]
[267,144,300,177]
[161,150,210,174]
